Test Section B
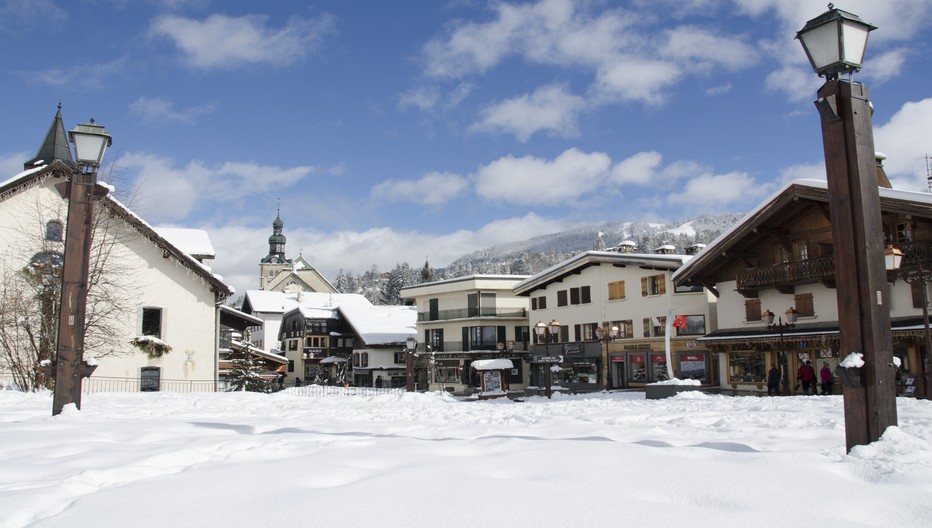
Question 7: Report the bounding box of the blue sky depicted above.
[2,0,931,298]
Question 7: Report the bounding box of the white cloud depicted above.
[874,97,932,191]
[470,83,587,141]
[128,96,219,125]
[19,58,128,90]
[150,13,337,70]
[398,85,440,111]
[0,0,66,32]
[119,152,320,222]
[666,170,762,207]
[864,49,907,84]
[591,58,681,105]
[611,151,663,185]
[207,213,573,298]
[371,172,469,205]
[705,83,732,96]
[659,26,758,71]
[473,148,612,205]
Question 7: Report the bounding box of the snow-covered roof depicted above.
[155,227,216,259]
[471,359,514,370]
[243,290,372,314]
[298,306,338,319]
[514,250,690,295]
[319,356,347,364]
[337,305,417,346]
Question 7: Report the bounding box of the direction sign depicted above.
[536,356,562,363]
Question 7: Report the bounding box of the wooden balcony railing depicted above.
[736,241,932,293]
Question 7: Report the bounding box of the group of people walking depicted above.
[767,360,834,396]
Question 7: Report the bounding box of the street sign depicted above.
[536,356,562,363]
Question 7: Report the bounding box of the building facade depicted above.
[514,251,716,393]
[400,275,530,395]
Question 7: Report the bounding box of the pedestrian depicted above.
[294,377,303,387]
[375,375,383,388]
[797,360,816,395]
[767,364,782,396]
[820,362,833,395]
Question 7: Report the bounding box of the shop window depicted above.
[745,299,762,322]
[140,367,160,392]
[728,350,765,383]
[794,293,814,317]
[628,354,647,382]
[677,352,706,381]
[650,353,669,381]
[896,222,914,243]
[434,360,462,384]
[608,280,626,300]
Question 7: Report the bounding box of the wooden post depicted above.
[52,169,98,415]
[816,79,898,451]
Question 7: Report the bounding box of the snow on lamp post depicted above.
[797,5,896,451]
[52,119,111,416]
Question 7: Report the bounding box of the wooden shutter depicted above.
[641,277,648,297]
[745,299,762,322]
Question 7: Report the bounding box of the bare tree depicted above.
[0,167,139,391]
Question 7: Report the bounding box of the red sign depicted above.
[629,354,645,363]
[681,353,704,361]
[650,354,666,362]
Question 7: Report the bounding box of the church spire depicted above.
[24,102,75,170]
[260,206,289,264]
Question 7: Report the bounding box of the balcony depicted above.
[418,307,527,322]
[736,240,932,296]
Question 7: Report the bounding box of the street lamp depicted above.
[52,119,112,416]
[885,245,932,399]
[405,335,417,392]
[548,319,561,343]
[533,320,560,398]
[595,325,619,388]
[764,308,798,395]
[797,5,897,451]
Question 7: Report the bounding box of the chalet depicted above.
[673,178,932,396]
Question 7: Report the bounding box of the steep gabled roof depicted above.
[672,179,932,287]
[0,161,233,300]
[337,304,417,346]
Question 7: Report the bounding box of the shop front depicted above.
[529,342,603,394]
[607,340,712,388]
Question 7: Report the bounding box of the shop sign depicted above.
[628,354,645,363]
[562,344,581,354]
[681,353,704,361]
[536,356,562,363]
[623,343,651,350]
[650,354,666,363]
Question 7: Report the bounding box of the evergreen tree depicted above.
[333,269,349,293]
[421,259,433,283]
[227,351,270,392]
[360,265,382,305]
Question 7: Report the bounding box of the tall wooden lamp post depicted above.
[796,4,897,451]
[52,119,112,415]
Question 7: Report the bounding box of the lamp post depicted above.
[797,5,897,451]
[52,119,111,416]
[764,308,798,395]
[595,325,619,388]
[533,320,559,398]
[405,335,417,392]
[885,245,932,399]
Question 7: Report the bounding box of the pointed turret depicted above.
[24,103,75,170]
[261,209,289,265]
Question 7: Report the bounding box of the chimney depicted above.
[875,152,892,189]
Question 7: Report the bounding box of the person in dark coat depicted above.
[820,362,833,395]
[797,360,816,395]
[767,365,782,396]
[375,375,383,388]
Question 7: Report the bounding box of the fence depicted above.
[284,385,404,397]
[82,376,216,394]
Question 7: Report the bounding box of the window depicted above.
[654,316,666,337]
[531,297,537,310]
[896,222,914,243]
[428,298,439,321]
[427,328,444,352]
[570,288,580,305]
[911,282,928,309]
[794,293,814,317]
[581,286,591,304]
[650,353,669,381]
[674,315,706,335]
[674,283,703,293]
[468,326,503,350]
[677,352,707,381]
[288,360,294,373]
[537,296,547,309]
[794,240,809,261]
[140,367,160,392]
[142,307,162,339]
[729,350,765,382]
[643,318,651,338]
[618,320,633,338]
[581,323,597,341]
[394,351,405,364]
[556,290,568,307]
[745,299,762,322]
[305,336,329,349]
[608,280,626,300]
[45,220,63,241]
[776,245,791,264]
[641,275,665,296]
[288,340,298,351]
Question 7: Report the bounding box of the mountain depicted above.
[437,213,744,278]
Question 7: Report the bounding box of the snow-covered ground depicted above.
[1,389,930,528]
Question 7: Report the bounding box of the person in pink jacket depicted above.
[820,362,834,395]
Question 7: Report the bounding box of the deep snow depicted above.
[1,389,930,528]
